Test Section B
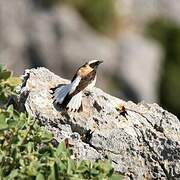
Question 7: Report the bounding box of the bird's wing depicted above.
[53,76,81,104]
[65,70,96,111]
[70,70,96,96]
[53,84,71,104]
[53,70,95,111]
[69,76,81,94]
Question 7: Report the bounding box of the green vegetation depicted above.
[0,65,20,107]
[0,65,123,179]
[146,18,180,118]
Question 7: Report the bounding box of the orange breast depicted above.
[78,65,93,77]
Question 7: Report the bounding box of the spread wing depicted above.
[53,70,96,111]
[53,76,81,105]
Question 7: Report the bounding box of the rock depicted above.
[117,0,180,26]
[0,0,166,103]
[19,67,180,179]
[0,0,117,87]
[117,32,163,103]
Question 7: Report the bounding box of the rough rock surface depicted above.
[19,67,180,179]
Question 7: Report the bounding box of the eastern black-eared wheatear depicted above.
[53,60,103,112]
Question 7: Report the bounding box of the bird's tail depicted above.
[53,84,72,105]
[53,84,82,111]
[66,91,82,111]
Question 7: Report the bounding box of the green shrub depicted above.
[0,65,21,108]
[0,65,123,179]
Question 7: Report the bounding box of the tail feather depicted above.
[53,84,71,104]
[67,91,82,111]
[53,84,83,111]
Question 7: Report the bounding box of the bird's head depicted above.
[87,60,103,70]
[77,60,103,77]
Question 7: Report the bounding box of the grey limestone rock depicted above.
[117,0,180,26]
[19,67,180,179]
[117,32,163,103]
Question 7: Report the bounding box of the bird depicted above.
[53,60,103,112]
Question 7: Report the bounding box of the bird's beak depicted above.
[98,60,103,64]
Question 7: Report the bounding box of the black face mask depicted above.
[89,62,100,69]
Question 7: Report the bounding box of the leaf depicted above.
[27,160,38,176]
[15,113,26,129]
[39,130,53,143]
[67,159,75,175]
[6,77,21,87]
[76,161,90,173]
[0,71,11,80]
[56,141,69,157]
[7,105,14,114]
[90,168,99,176]
[0,113,8,130]
[58,141,67,152]
[48,162,58,180]
[108,174,124,180]
[59,161,67,172]
[7,169,19,179]
[0,64,5,72]
[27,142,33,153]
[36,173,45,180]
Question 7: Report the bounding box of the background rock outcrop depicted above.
[0,0,164,104]
[19,67,180,179]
